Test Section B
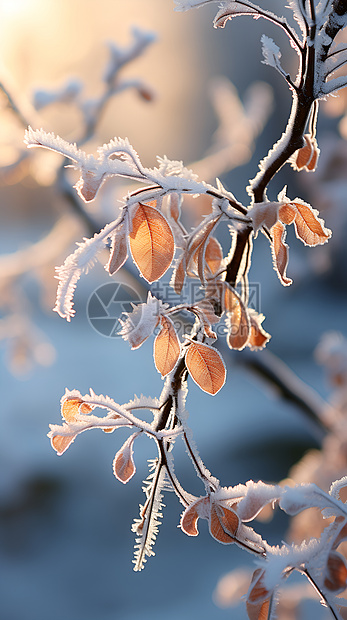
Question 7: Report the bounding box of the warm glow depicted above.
[0,0,35,16]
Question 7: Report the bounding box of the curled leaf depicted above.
[294,134,313,170]
[129,203,175,282]
[224,284,250,350]
[180,496,209,536]
[185,341,226,395]
[247,311,271,351]
[154,316,181,377]
[185,214,222,282]
[113,433,138,484]
[106,223,128,275]
[271,220,292,286]
[171,253,186,295]
[247,568,269,605]
[120,292,161,350]
[292,134,320,172]
[75,168,106,202]
[215,3,261,29]
[61,396,93,423]
[204,236,223,275]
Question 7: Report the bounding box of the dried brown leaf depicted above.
[292,134,319,172]
[172,253,186,294]
[129,203,175,282]
[154,316,181,377]
[246,598,271,620]
[271,220,292,286]
[186,214,222,281]
[180,497,209,537]
[209,503,239,544]
[106,223,128,275]
[224,284,250,350]
[307,146,318,171]
[196,235,223,283]
[51,434,75,455]
[75,169,104,202]
[247,311,271,351]
[295,135,313,170]
[185,341,226,395]
[204,237,223,275]
[61,398,93,423]
[292,200,331,246]
[247,569,269,605]
[278,203,296,225]
[113,433,137,484]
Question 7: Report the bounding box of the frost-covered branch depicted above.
[16,1,347,618]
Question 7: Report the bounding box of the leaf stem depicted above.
[301,568,339,620]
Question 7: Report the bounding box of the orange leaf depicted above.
[106,223,128,275]
[224,284,250,350]
[143,199,158,208]
[154,316,181,376]
[103,414,123,433]
[209,503,239,544]
[307,146,318,171]
[246,598,271,620]
[324,551,347,593]
[247,312,271,351]
[180,497,209,536]
[195,234,223,283]
[247,569,268,604]
[294,134,313,170]
[292,200,331,246]
[271,220,292,286]
[185,341,226,395]
[186,214,222,278]
[172,253,186,294]
[129,203,175,283]
[204,236,223,275]
[61,398,93,423]
[113,433,137,484]
[278,203,296,225]
[51,433,75,455]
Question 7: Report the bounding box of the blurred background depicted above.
[0,1,347,619]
